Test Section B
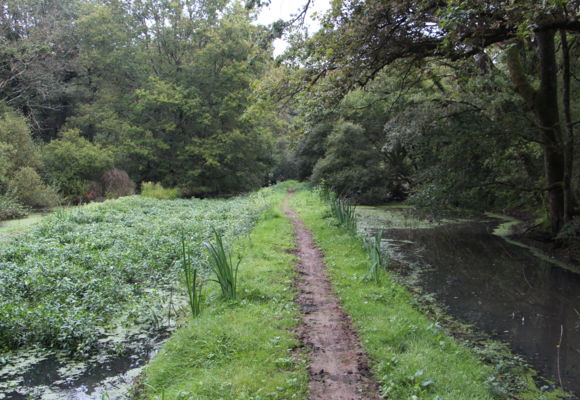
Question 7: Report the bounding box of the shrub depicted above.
[141,182,181,200]
[43,129,114,202]
[102,169,136,199]
[0,194,28,220]
[8,167,60,209]
[0,108,42,173]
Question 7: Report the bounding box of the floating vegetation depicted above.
[0,192,271,398]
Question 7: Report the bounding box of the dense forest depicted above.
[1,0,579,239]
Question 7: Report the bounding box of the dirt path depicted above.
[283,193,381,400]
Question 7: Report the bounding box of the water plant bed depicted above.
[0,193,270,398]
[290,188,573,400]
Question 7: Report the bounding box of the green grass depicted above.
[136,191,308,400]
[290,189,564,400]
[0,213,44,241]
[141,182,182,199]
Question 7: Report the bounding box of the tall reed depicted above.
[363,230,388,283]
[330,197,357,232]
[181,234,203,317]
[205,228,240,301]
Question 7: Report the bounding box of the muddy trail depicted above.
[283,193,380,400]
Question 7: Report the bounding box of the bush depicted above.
[0,194,28,221]
[102,169,136,199]
[43,129,114,202]
[8,167,60,209]
[0,108,41,174]
[141,182,181,199]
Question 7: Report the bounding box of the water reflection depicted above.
[359,209,580,396]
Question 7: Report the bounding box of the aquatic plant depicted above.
[205,229,240,301]
[181,234,204,318]
[329,197,357,232]
[0,193,268,353]
[363,230,388,283]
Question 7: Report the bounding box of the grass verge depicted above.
[0,213,44,241]
[290,188,566,400]
[134,190,308,400]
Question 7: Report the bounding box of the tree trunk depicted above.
[535,29,568,234]
[506,30,569,234]
[560,29,575,226]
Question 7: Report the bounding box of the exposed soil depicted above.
[283,193,381,400]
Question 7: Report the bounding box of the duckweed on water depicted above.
[0,193,270,354]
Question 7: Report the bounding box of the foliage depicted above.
[0,193,269,352]
[363,230,388,284]
[141,182,181,200]
[295,122,332,180]
[43,129,114,202]
[312,120,393,204]
[180,234,204,318]
[205,229,240,301]
[101,169,136,199]
[7,167,60,209]
[0,107,59,210]
[0,108,41,176]
[68,0,276,197]
[0,194,28,221]
[0,0,81,138]
[280,0,579,234]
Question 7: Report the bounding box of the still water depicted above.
[358,207,580,396]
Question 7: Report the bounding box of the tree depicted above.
[0,0,83,137]
[66,0,277,196]
[288,0,579,233]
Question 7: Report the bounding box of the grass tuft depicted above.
[205,228,240,301]
[180,233,204,318]
[329,196,358,232]
[363,230,388,283]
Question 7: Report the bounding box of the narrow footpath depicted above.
[283,193,381,400]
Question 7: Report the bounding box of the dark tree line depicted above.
[275,0,579,236]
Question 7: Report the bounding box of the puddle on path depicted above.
[358,207,580,396]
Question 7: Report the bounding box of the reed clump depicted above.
[205,228,240,301]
